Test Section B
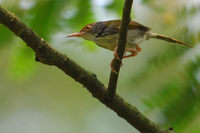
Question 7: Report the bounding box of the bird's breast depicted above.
[93,34,119,51]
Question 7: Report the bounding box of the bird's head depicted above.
[66,20,121,41]
[66,22,102,41]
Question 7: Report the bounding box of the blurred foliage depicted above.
[0,0,200,133]
[8,41,36,81]
[106,0,124,16]
[27,0,65,40]
[177,5,200,19]
[66,0,94,30]
[142,56,200,131]
[141,0,165,11]
[0,26,14,48]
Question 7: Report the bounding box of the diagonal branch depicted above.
[0,5,176,133]
[106,0,133,102]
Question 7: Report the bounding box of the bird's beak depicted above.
[65,32,85,38]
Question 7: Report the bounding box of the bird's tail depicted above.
[148,32,193,48]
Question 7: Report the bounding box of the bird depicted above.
[66,20,193,73]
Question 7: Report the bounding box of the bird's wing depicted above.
[129,21,151,31]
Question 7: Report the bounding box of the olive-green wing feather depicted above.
[129,21,151,31]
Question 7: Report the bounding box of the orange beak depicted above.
[65,32,85,38]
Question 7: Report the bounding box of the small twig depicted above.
[106,0,133,102]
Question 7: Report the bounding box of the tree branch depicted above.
[106,0,133,102]
[0,5,176,133]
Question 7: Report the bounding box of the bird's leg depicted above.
[113,44,142,59]
[110,44,142,73]
[123,44,142,58]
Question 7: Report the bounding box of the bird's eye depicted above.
[85,25,91,30]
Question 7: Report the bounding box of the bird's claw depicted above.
[110,59,123,74]
[114,46,122,61]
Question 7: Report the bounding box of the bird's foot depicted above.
[113,46,122,61]
[110,59,123,74]
[110,44,142,73]
[111,46,123,74]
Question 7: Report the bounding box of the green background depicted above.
[0,0,200,133]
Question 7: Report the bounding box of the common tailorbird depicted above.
[66,20,193,73]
